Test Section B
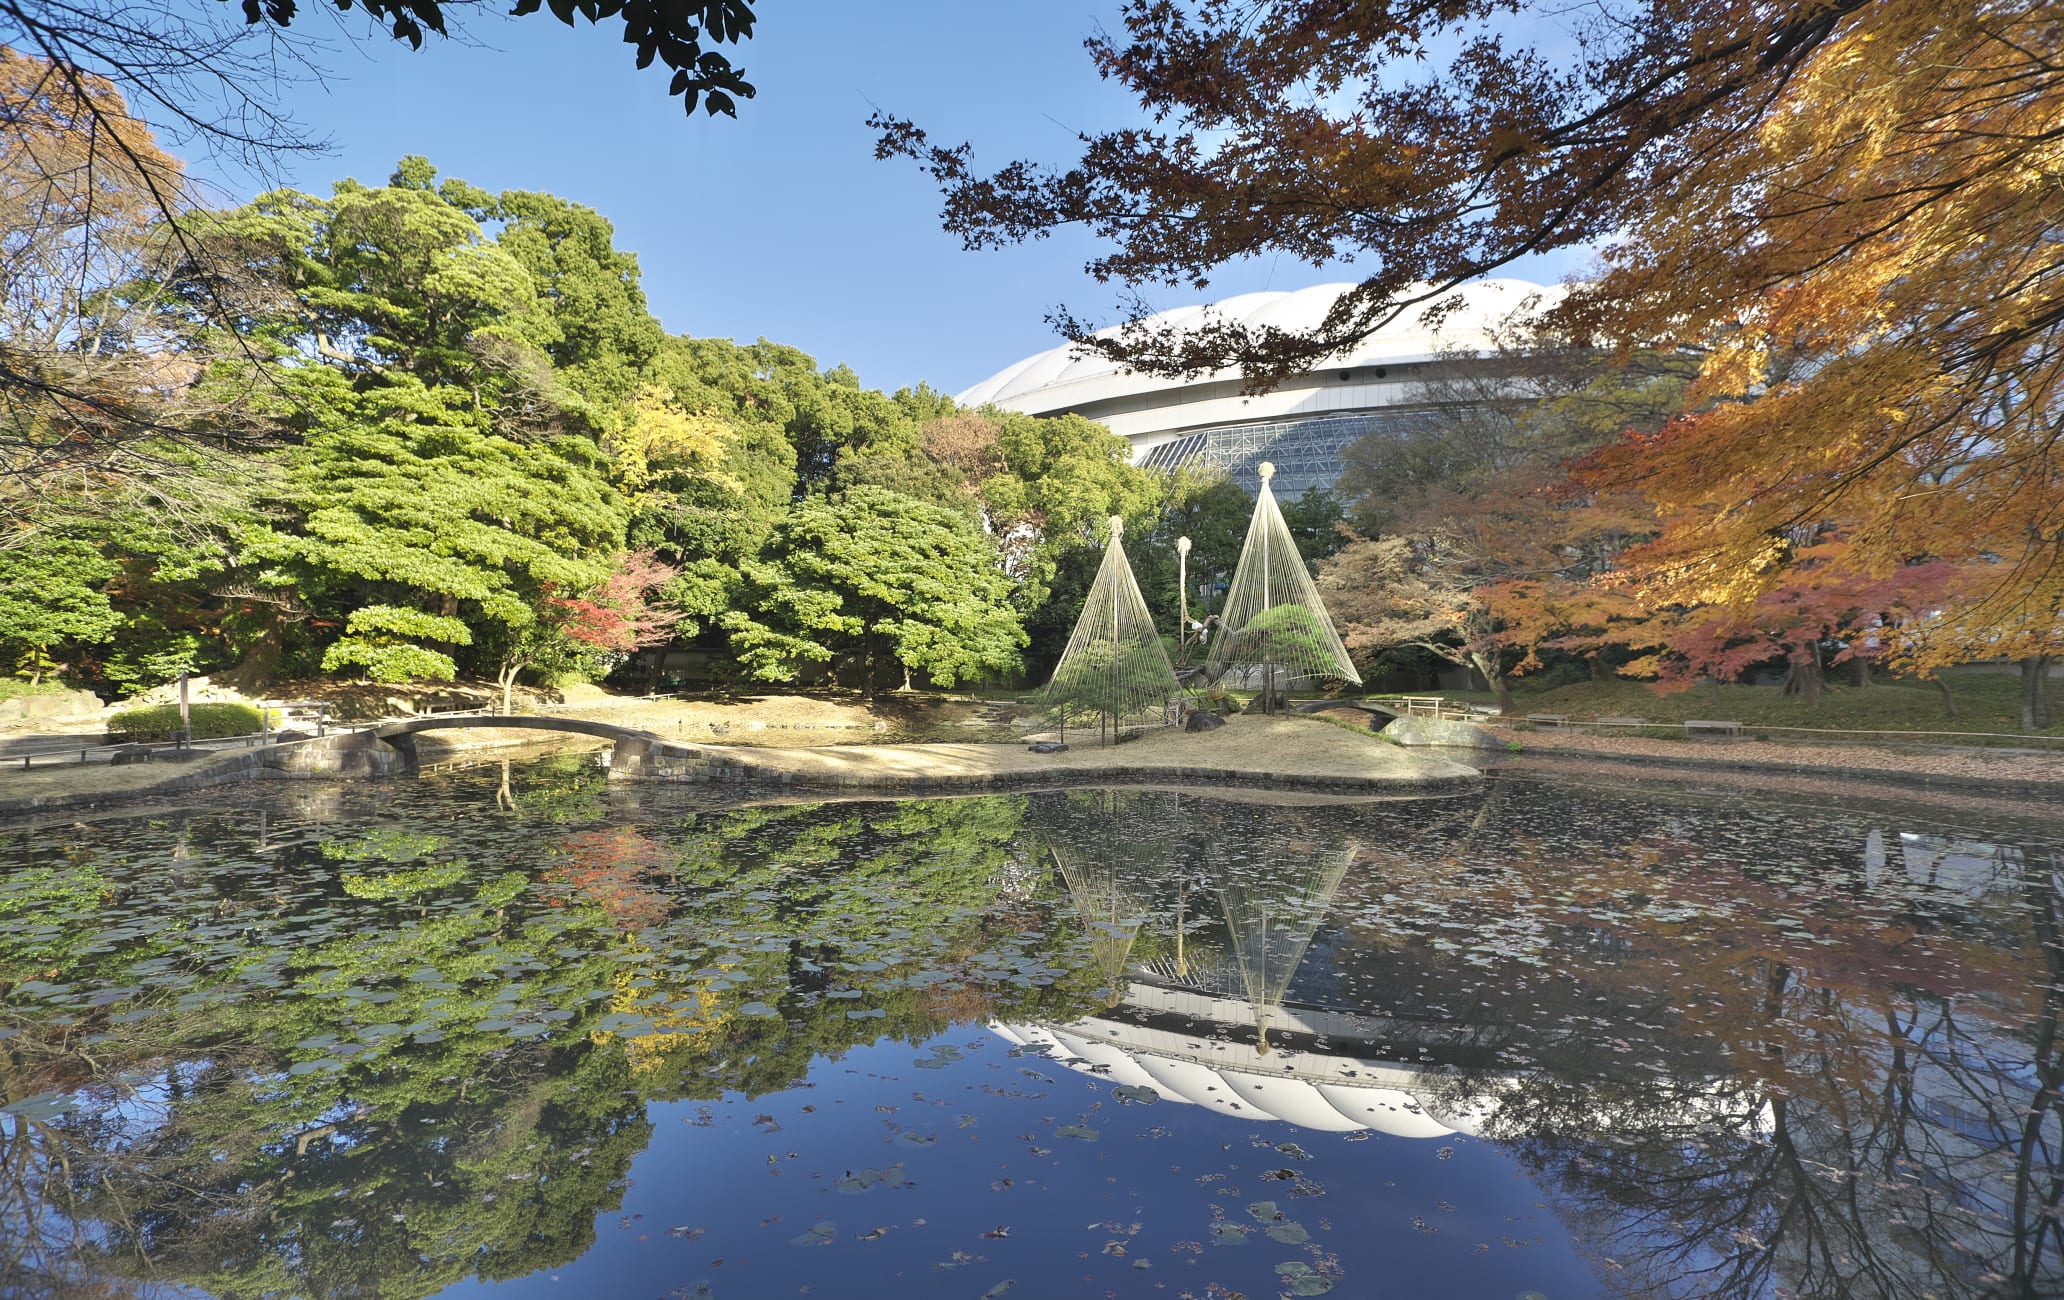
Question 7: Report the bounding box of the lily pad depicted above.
[790,1219,838,1247]
[1275,1260,1334,1295]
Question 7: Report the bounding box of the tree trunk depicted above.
[647,650,664,696]
[499,660,525,716]
[1847,657,1872,687]
[1932,675,1959,721]
[1780,645,1824,706]
[2020,655,2052,731]
[1468,650,1514,714]
[227,627,285,694]
[1589,655,1615,682]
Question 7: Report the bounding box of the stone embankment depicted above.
[0,689,104,721]
[0,714,1477,816]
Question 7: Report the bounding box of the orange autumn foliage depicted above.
[1563,0,2064,670]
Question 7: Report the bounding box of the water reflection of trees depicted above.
[1022,777,2064,1298]
[6,770,2061,1299]
[1338,778,2064,1300]
[0,783,1098,1299]
[1487,863,2064,1300]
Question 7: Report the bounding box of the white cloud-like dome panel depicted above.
[958,278,1562,414]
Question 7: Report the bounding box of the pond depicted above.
[2,757,2062,1300]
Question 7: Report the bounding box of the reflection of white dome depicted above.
[991,1005,1500,1140]
[955,279,1562,500]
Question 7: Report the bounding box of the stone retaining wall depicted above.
[0,689,104,720]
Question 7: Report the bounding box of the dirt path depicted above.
[1503,725,2064,790]
[654,715,1479,792]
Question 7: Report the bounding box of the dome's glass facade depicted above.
[958,279,1557,494]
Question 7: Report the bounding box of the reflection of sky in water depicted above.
[0,760,2060,1299]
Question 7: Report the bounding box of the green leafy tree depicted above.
[181,175,633,684]
[0,538,118,682]
[241,374,625,680]
[722,485,1025,694]
[320,605,473,682]
[429,165,668,413]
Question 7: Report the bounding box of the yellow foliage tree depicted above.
[605,384,739,504]
[1569,1,2063,675]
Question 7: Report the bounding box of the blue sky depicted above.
[212,1,1589,397]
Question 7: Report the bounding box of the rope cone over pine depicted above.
[1204,461,1361,690]
[1039,515,1182,740]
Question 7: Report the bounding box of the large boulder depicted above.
[18,690,104,719]
[1383,715,1505,749]
[1184,710,1226,733]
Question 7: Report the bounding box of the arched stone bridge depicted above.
[272,713,689,779]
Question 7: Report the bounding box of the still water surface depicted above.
[2,758,2061,1299]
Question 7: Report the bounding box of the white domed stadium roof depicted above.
[957,278,1562,414]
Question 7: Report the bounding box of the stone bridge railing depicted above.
[271,713,735,782]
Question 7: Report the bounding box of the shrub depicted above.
[107,703,276,743]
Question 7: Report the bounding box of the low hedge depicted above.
[107,703,276,743]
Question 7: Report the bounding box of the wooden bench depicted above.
[1684,719,1745,737]
[1594,716,1650,730]
[1524,713,1570,728]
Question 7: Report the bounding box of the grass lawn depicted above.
[1383,674,2064,740]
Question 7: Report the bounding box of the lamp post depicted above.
[1176,536,1192,665]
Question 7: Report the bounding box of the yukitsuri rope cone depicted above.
[1050,841,1151,1009]
[1204,462,1361,708]
[1215,838,1355,1054]
[1040,515,1182,745]
[1039,790,1173,1008]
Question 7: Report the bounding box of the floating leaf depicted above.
[789,1219,837,1247]
[1275,1260,1333,1295]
